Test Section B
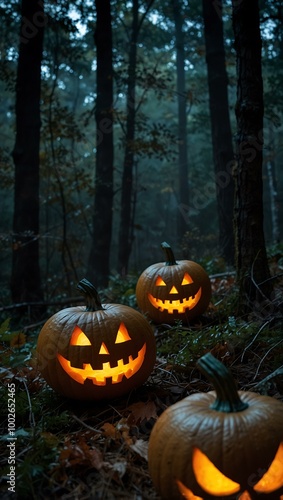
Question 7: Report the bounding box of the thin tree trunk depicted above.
[267,158,280,244]
[87,0,114,287]
[117,0,138,276]
[11,0,45,316]
[117,0,154,274]
[266,125,280,244]
[202,0,235,265]
[232,0,272,309]
[47,30,79,295]
[172,0,189,242]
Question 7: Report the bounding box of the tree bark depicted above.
[232,0,272,309]
[202,0,235,265]
[87,0,114,288]
[266,125,280,244]
[11,0,45,313]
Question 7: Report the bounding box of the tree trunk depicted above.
[202,0,235,265]
[232,0,272,309]
[266,124,280,244]
[117,0,139,276]
[11,0,45,314]
[87,0,114,288]
[172,0,189,242]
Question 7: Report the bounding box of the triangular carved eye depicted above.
[181,273,194,285]
[192,447,240,495]
[155,276,166,286]
[99,342,109,355]
[254,442,283,493]
[70,326,91,346]
[115,323,131,343]
[156,276,166,286]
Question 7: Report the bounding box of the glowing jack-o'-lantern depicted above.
[177,444,283,499]
[136,242,211,324]
[36,279,156,400]
[148,353,283,499]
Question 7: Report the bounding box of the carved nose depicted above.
[169,286,178,294]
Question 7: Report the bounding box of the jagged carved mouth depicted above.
[57,344,146,386]
[148,287,202,314]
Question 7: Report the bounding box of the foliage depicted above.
[105,274,138,307]
[156,316,283,370]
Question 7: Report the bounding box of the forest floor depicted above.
[0,271,283,499]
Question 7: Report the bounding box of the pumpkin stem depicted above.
[77,278,104,312]
[161,242,177,266]
[196,353,249,413]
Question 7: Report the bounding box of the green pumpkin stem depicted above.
[197,353,249,413]
[161,242,177,266]
[77,278,103,312]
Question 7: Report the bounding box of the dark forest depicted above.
[0,1,283,499]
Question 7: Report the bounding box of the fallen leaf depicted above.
[129,438,149,461]
[127,400,158,423]
[101,422,117,439]
[103,458,127,480]
[10,332,26,347]
[59,437,103,470]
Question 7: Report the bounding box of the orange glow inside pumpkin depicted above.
[181,273,194,285]
[193,447,240,495]
[176,480,202,499]
[176,480,251,500]
[253,441,283,492]
[57,323,146,386]
[147,273,202,314]
[176,443,283,499]
[148,286,202,314]
[155,276,166,286]
[155,273,193,288]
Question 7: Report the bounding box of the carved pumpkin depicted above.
[148,353,283,499]
[36,279,156,400]
[136,242,211,324]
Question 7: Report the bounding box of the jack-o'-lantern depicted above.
[36,279,156,400]
[136,242,211,324]
[148,353,283,499]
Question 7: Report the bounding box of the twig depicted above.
[23,320,47,332]
[240,319,272,362]
[0,296,84,312]
[253,364,283,389]
[21,378,36,428]
[72,414,102,434]
[209,271,236,279]
[250,252,269,301]
[253,339,283,381]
